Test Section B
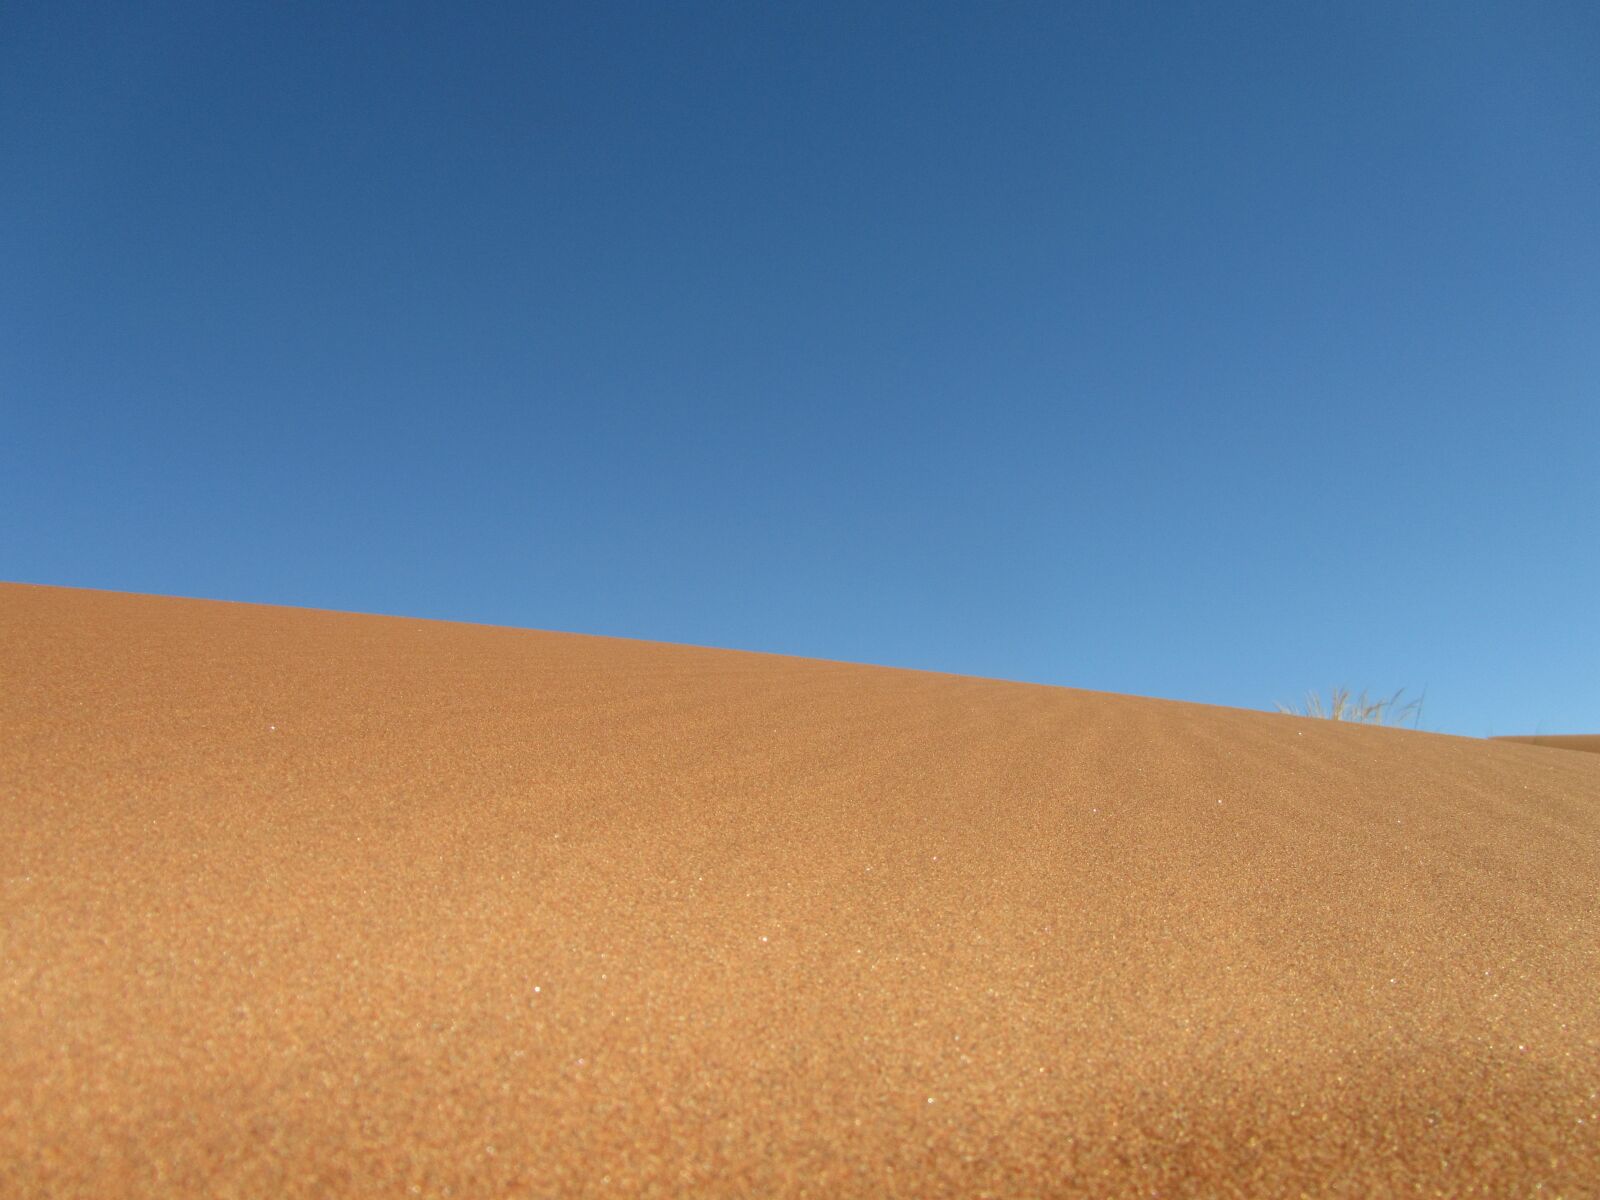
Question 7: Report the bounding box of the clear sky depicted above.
[4,2,1597,737]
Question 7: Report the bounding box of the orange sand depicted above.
[3,582,1598,1197]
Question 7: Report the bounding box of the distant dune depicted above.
[1493,734,1600,755]
[3,582,1597,1198]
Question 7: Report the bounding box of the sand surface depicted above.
[3,583,1597,1198]
[1494,735,1600,756]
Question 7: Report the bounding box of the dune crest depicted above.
[1495,734,1600,755]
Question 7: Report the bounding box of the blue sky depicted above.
[4,2,1596,736]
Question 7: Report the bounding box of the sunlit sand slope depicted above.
[3,583,1597,1198]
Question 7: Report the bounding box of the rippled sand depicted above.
[4,583,1597,1197]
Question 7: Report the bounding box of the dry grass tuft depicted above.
[1277,687,1424,727]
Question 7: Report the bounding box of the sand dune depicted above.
[3,582,1597,1198]
[1494,735,1600,756]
